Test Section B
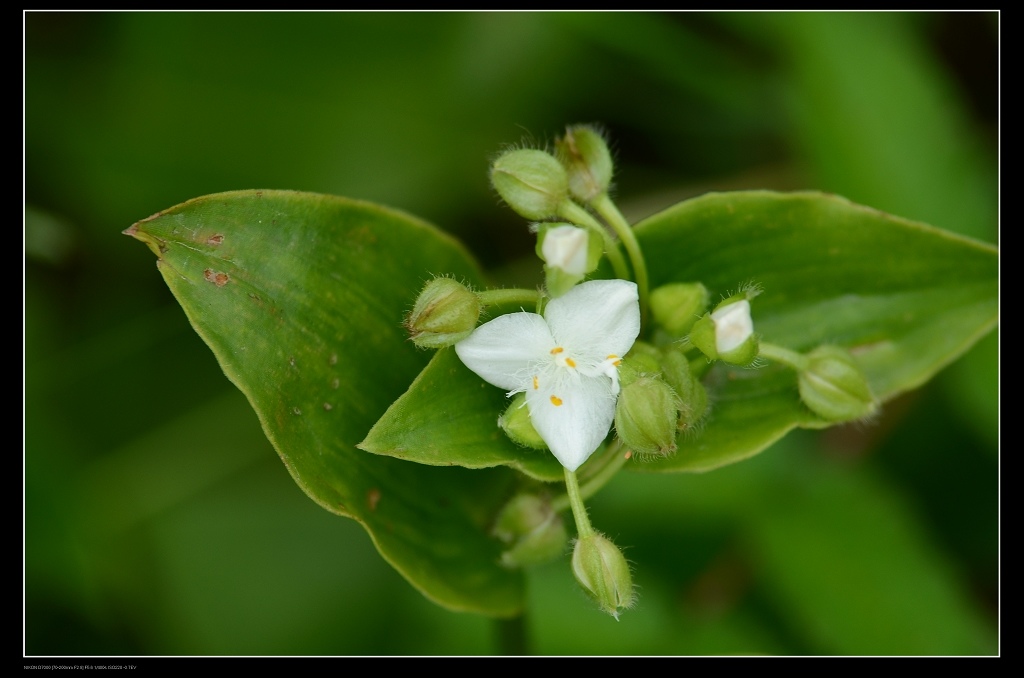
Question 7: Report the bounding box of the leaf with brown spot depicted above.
[126,189,524,617]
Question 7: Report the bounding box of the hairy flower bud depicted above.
[689,295,759,366]
[649,282,709,338]
[571,533,635,620]
[555,125,613,204]
[619,341,662,385]
[498,393,548,450]
[493,494,568,568]
[490,148,569,220]
[405,278,481,348]
[615,375,679,458]
[661,349,708,431]
[798,345,878,422]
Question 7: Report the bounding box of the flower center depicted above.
[551,345,577,369]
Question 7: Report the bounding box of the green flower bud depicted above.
[661,349,708,431]
[555,125,613,204]
[493,494,568,568]
[798,345,878,422]
[405,278,481,348]
[490,148,569,220]
[649,282,709,338]
[571,533,635,620]
[689,296,759,366]
[619,342,663,386]
[499,393,548,450]
[615,375,679,458]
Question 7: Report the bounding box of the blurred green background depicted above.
[25,11,998,655]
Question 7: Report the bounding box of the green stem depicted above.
[558,200,631,282]
[593,193,650,333]
[551,440,628,514]
[759,341,810,371]
[477,288,541,308]
[494,614,529,655]
[563,468,594,539]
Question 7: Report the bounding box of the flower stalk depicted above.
[592,193,650,332]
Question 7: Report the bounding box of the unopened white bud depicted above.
[541,225,589,276]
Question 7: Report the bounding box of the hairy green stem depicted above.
[551,440,628,514]
[563,468,594,539]
[477,288,541,308]
[759,341,810,371]
[558,200,631,282]
[593,193,650,332]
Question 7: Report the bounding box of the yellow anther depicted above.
[550,347,564,354]
[565,357,576,368]
[550,395,563,406]
[607,354,622,366]
[532,375,539,390]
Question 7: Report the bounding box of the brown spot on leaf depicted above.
[204,269,230,287]
[330,377,340,390]
[347,225,378,250]
[367,488,381,511]
[323,402,333,411]
[329,353,338,365]
[207,234,224,246]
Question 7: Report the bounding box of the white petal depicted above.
[542,225,589,275]
[455,312,553,391]
[545,279,640,361]
[526,372,616,471]
[712,300,753,354]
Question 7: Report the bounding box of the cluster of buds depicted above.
[490,126,621,299]
[491,125,613,223]
[612,343,709,459]
[401,125,881,620]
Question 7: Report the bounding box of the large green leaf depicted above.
[635,191,997,473]
[126,190,524,616]
[360,348,564,482]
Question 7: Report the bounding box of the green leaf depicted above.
[125,190,524,616]
[634,191,997,473]
[360,348,564,482]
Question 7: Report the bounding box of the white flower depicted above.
[455,279,640,471]
[541,225,589,275]
[711,299,753,354]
